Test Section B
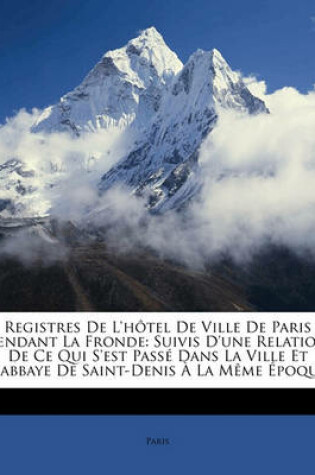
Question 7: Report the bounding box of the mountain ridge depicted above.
[33,27,183,134]
[1,27,268,218]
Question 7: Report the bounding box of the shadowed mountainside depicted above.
[1,220,315,312]
[0,242,251,312]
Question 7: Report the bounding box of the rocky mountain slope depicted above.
[33,27,183,134]
[1,222,315,312]
[0,223,252,311]
[4,28,305,313]
[99,45,267,211]
[0,27,268,218]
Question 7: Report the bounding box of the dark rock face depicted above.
[0,238,251,312]
[1,220,315,312]
[0,259,77,311]
[172,61,195,96]
[0,159,34,177]
[0,199,12,212]
[229,247,315,311]
[70,245,251,311]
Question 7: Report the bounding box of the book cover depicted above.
[0,0,314,472]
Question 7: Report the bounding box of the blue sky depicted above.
[1,0,315,122]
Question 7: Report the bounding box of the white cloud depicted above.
[93,84,315,267]
[243,75,267,100]
[192,85,315,261]
[3,81,315,268]
[0,109,135,218]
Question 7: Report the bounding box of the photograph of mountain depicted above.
[1,1,315,311]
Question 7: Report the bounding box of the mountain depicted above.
[3,28,315,314]
[1,27,268,218]
[0,223,252,311]
[99,46,268,211]
[33,27,183,134]
[0,159,50,218]
[2,222,315,312]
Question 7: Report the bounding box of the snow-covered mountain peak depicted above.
[125,26,169,52]
[170,46,267,115]
[9,30,269,219]
[102,27,183,90]
[99,45,268,212]
[210,47,226,61]
[135,26,164,39]
[33,27,183,134]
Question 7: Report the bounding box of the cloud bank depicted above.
[90,80,315,267]
[2,78,315,268]
[0,109,134,218]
